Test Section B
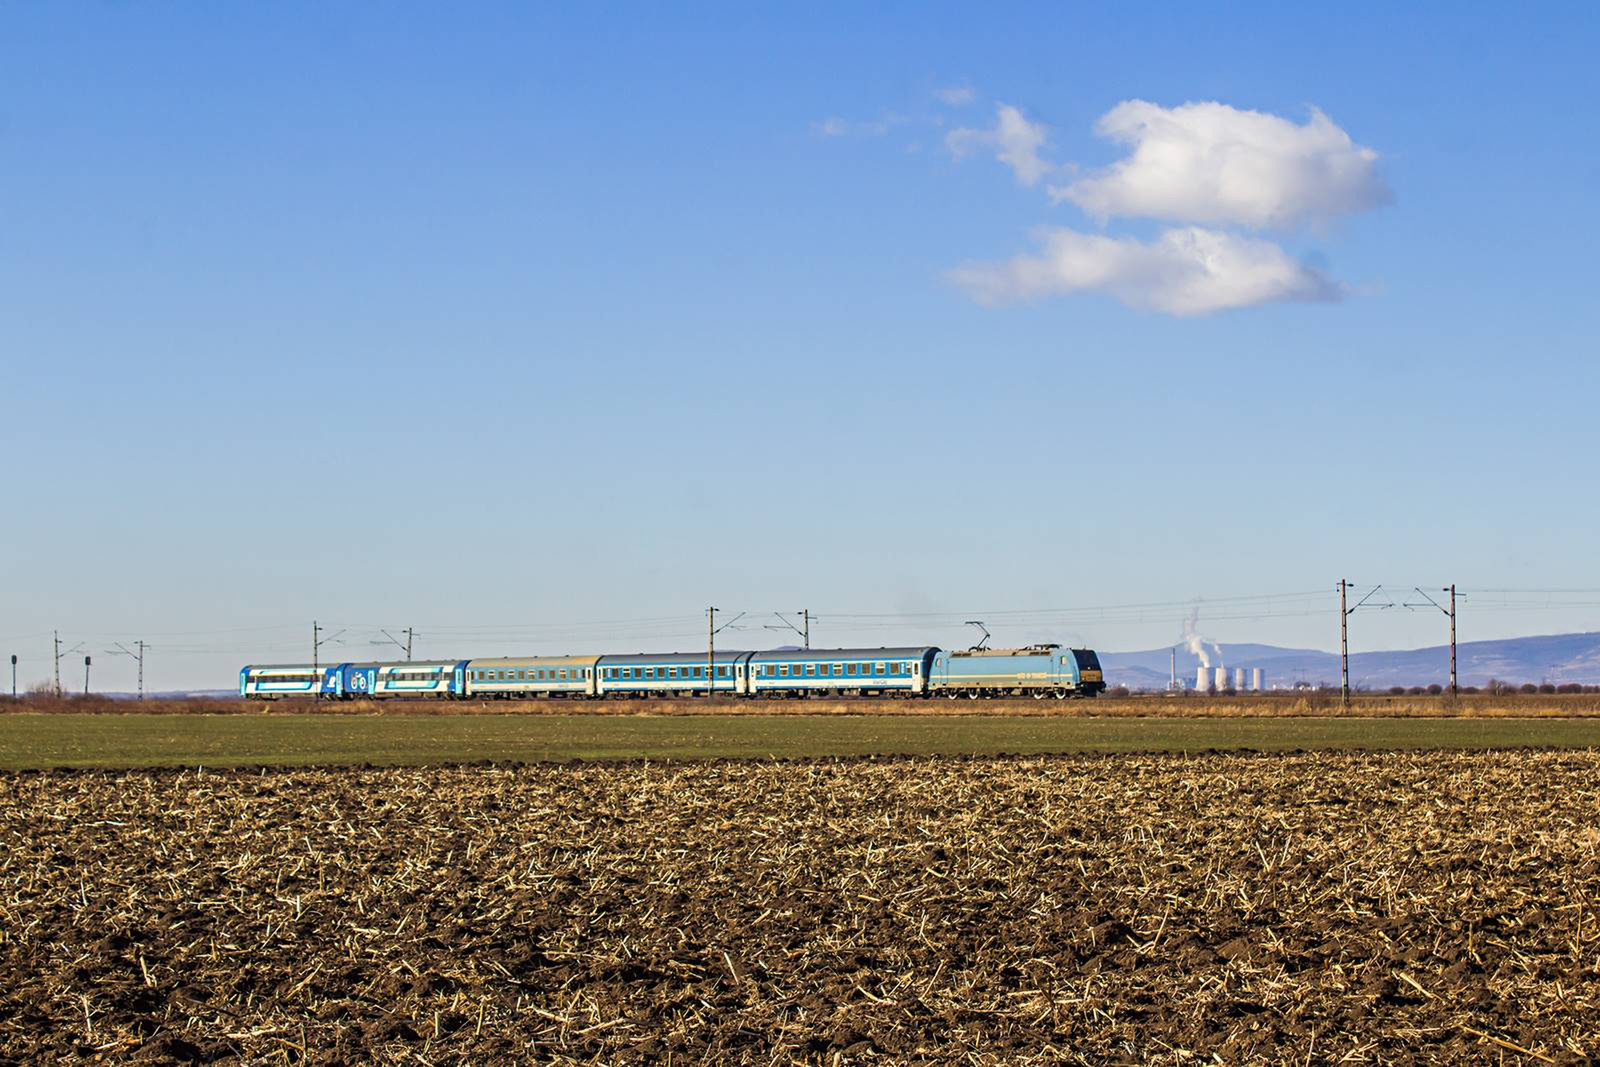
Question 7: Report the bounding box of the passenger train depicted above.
[241,643,1105,700]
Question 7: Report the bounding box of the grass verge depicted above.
[4,713,1600,770]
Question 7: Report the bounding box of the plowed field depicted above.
[3,751,1598,1063]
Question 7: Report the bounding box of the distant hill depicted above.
[1099,632,1600,690]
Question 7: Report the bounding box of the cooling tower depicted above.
[1196,666,1211,692]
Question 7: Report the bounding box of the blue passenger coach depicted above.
[595,652,755,696]
[240,663,346,699]
[374,661,468,698]
[747,647,938,696]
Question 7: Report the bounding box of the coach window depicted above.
[845,663,857,676]
[803,664,815,676]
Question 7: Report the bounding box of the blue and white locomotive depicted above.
[242,643,1104,700]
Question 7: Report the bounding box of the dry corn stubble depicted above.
[1,751,1598,1064]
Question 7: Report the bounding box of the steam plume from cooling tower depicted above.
[1181,606,1224,668]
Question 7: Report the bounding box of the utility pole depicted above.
[1408,585,1459,696]
[1448,584,1457,695]
[83,655,91,695]
[311,622,345,700]
[766,610,810,650]
[1338,581,1385,708]
[10,654,16,698]
[379,628,415,662]
[1339,580,1349,708]
[708,609,745,698]
[51,632,82,697]
[110,642,147,699]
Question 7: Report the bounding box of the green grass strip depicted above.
[4,714,1600,770]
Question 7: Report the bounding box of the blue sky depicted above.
[4,3,1599,689]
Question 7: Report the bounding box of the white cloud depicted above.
[948,226,1341,316]
[1052,100,1390,228]
[934,85,975,106]
[810,115,904,138]
[946,104,1051,186]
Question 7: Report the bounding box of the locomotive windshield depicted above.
[1072,649,1102,671]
